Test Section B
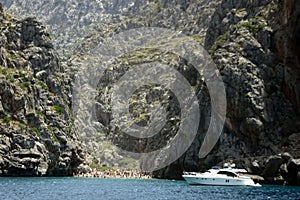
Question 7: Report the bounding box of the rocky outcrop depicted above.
[0,4,84,176]
[241,152,300,185]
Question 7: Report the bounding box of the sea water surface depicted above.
[0,177,299,200]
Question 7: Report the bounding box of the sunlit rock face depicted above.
[0,4,84,176]
[2,0,300,185]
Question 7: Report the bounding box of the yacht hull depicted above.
[182,174,260,186]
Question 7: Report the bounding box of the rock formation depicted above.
[2,0,300,185]
[202,0,300,185]
[0,3,84,176]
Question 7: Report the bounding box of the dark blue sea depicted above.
[0,177,299,200]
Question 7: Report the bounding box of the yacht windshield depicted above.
[217,171,237,177]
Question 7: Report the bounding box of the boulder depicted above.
[284,159,300,185]
[77,163,92,174]
[281,152,293,162]
[263,155,283,177]
[249,160,263,174]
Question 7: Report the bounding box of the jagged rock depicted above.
[21,18,53,48]
[0,7,85,176]
[1,0,138,57]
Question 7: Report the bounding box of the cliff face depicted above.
[0,5,84,176]
[78,0,300,185]
[275,0,300,115]
[2,0,300,184]
[202,0,300,185]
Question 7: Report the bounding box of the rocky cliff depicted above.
[202,0,300,185]
[2,0,300,185]
[1,0,137,59]
[0,4,84,176]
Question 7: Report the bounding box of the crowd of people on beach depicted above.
[75,168,152,179]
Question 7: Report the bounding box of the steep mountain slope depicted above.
[2,0,136,58]
[0,4,84,176]
[203,0,300,185]
[2,0,300,185]
[72,0,300,185]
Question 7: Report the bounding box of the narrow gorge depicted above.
[1,0,299,185]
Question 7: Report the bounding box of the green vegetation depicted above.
[214,31,230,47]
[191,35,205,45]
[47,126,59,143]
[35,110,44,117]
[140,0,162,13]
[53,105,63,115]
[30,127,41,137]
[52,132,59,143]
[236,20,266,34]
[35,110,47,120]
[118,48,164,65]
[209,31,231,57]
[6,51,18,61]
[47,125,54,133]
[53,76,60,82]
[18,71,26,80]
[17,123,26,133]
[119,157,139,169]
[0,67,7,75]
[8,24,16,33]
[7,73,15,83]
[0,67,35,92]
[2,116,11,124]
[37,80,48,90]
[119,157,137,166]
[132,113,150,125]
[20,81,30,90]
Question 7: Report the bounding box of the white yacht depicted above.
[182,163,261,186]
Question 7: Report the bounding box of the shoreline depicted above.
[75,169,152,179]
